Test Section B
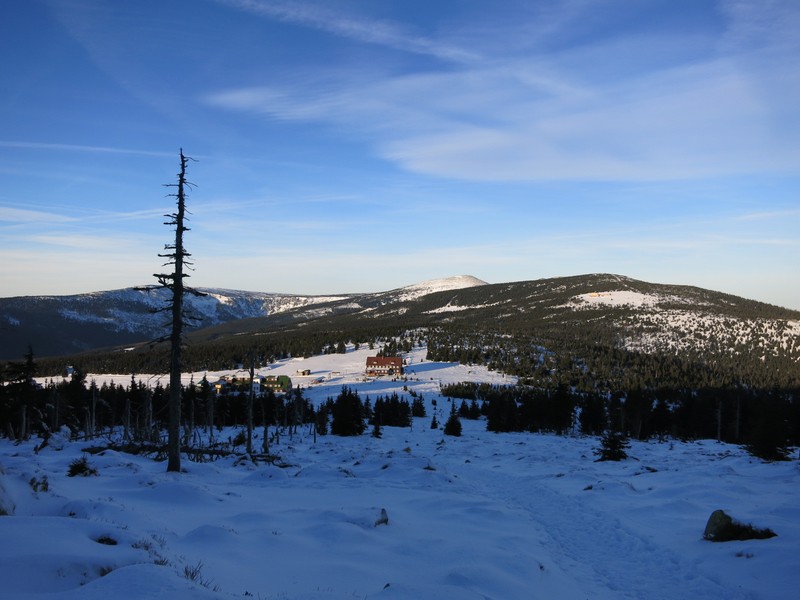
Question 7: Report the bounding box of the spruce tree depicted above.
[746,393,791,461]
[331,386,365,436]
[411,396,426,418]
[7,346,38,439]
[595,397,629,461]
[444,404,462,437]
[595,429,630,461]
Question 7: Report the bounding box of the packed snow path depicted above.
[460,455,745,599]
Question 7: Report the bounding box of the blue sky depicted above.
[1,0,798,309]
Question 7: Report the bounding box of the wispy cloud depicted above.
[216,0,479,63]
[0,141,173,158]
[0,206,78,225]
[209,57,799,182]
[719,0,800,53]
[25,234,140,251]
[733,208,800,222]
[0,203,170,228]
[82,207,170,224]
[206,0,800,183]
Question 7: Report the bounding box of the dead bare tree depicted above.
[247,353,255,456]
[140,149,204,472]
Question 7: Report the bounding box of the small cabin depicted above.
[262,375,292,393]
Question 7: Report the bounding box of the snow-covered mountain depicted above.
[262,273,800,356]
[0,276,486,360]
[170,273,800,392]
[0,287,347,360]
[3,273,799,379]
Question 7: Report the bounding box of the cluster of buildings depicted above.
[212,374,292,397]
[210,355,404,397]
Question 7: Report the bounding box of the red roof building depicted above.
[365,356,403,377]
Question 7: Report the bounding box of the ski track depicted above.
[459,462,749,600]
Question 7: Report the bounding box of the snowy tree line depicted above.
[3,313,798,463]
[439,381,798,461]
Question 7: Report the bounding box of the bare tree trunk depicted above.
[247,355,254,456]
[90,385,97,438]
[52,389,59,432]
[19,404,27,440]
[190,384,195,435]
[261,397,269,454]
[166,207,185,472]
[185,385,195,447]
[124,398,131,442]
[735,394,742,442]
[207,393,215,441]
[159,149,195,473]
[144,389,153,442]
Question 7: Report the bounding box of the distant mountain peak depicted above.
[394,275,488,301]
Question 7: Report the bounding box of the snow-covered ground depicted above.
[5,346,799,599]
[78,343,514,392]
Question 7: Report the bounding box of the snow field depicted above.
[5,345,799,599]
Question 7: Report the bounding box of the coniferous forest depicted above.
[2,319,798,462]
[2,271,799,462]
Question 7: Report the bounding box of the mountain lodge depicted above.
[365,356,403,377]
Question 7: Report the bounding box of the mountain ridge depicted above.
[0,275,486,360]
[3,274,799,394]
[161,272,800,391]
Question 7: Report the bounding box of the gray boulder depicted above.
[703,509,776,542]
[374,508,389,527]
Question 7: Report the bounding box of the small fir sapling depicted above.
[67,456,98,477]
[412,396,427,417]
[595,395,629,461]
[595,430,630,461]
[444,404,462,437]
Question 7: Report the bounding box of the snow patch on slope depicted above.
[571,290,668,308]
[623,311,800,357]
[394,275,488,302]
[565,289,800,358]
[426,301,502,314]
